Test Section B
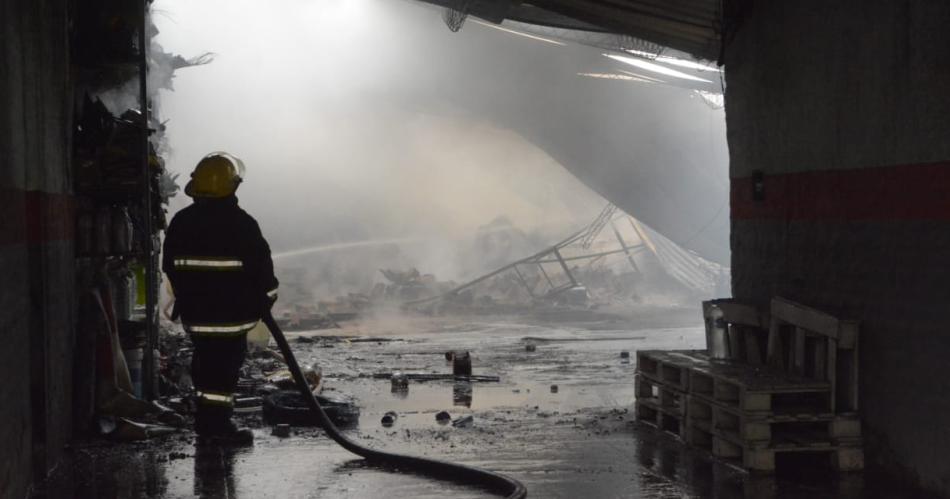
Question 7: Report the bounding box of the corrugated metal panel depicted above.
[415,0,722,60]
[531,0,721,59]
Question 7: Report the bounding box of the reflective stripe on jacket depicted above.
[173,257,244,271]
[184,320,259,338]
[162,196,279,329]
[196,390,235,407]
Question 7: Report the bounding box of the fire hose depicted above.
[262,311,528,499]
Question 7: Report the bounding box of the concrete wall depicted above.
[725,0,950,493]
[1,1,74,497]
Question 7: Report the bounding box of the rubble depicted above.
[164,397,191,414]
[262,390,360,427]
[111,418,178,441]
[398,204,729,317]
[453,382,473,407]
[451,415,473,428]
[266,365,322,391]
[274,308,340,332]
[267,207,727,324]
[69,306,736,497]
[234,397,263,414]
[372,372,500,383]
[375,268,452,302]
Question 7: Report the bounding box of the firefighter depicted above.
[163,152,278,444]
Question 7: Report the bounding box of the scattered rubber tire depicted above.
[262,390,359,427]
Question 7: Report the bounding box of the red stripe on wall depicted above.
[732,162,950,221]
[0,189,75,245]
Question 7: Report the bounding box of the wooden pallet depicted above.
[689,423,863,471]
[635,374,686,416]
[688,394,860,443]
[712,405,861,447]
[636,342,864,474]
[717,434,864,472]
[636,349,710,392]
[768,296,860,413]
[635,398,687,440]
[685,422,714,450]
[679,351,832,414]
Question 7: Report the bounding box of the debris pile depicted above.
[372,268,456,302]
[402,204,729,316]
[154,328,360,433]
[265,206,728,328]
[273,304,340,332]
[262,390,359,427]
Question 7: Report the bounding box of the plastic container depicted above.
[246,321,270,350]
[113,272,134,321]
[453,351,472,376]
[133,265,147,307]
[123,347,144,398]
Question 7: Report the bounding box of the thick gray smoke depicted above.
[153,0,728,301]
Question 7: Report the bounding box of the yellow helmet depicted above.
[184,152,246,198]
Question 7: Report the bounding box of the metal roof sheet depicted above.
[418,0,722,60]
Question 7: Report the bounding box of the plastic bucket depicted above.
[123,347,144,398]
[247,321,270,350]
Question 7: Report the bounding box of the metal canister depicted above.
[391,372,409,390]
[453,351,472,376]
[706,305,729,359]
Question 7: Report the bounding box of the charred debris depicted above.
[272,204,730,329]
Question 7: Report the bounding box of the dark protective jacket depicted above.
[162,196,278,337]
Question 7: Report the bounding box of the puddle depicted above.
[39,311,907,498]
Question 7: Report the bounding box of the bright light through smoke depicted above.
[605,53,713,83]
[626,49,722,72]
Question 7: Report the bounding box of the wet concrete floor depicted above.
[40,307,920,498]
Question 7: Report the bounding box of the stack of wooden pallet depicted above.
[635,297,864,472]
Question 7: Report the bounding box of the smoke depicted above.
[152,0,728,300]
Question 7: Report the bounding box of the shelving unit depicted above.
[137,0,158,402]
[73,0,162,401]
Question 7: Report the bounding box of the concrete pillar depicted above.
[1,0,74,496]
[725,0,950,493]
